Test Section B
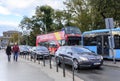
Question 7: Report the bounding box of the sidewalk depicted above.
[0,49,83,81]
[21,58,84,81]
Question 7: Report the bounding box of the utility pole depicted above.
[105,18,116,64]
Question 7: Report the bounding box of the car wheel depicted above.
[73,59,79,70]
[56,57,61,66]
[30,54,33,59]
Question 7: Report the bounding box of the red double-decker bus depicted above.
[36,26,81,55]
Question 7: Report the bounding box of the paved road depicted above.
[0,50,54,81]
[63,62,120,81]
[28,52,120,81]
[48,54,120,81]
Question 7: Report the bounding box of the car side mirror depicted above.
[67,52,73,55]
[91,51,95,53]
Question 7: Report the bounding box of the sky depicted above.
[0,0,66,36]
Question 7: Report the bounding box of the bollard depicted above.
[62,56,65,77]
[27,53,29,60]
[38,55,40,64]
[43,55,45,66]
[34,54,36,63]
[56,57,59,72]
[49,55,52,69]
[72,60,75,81]
[25,53,26,59]
[21,53,24,58]
[112,54,116,64]
[30,54,32,61]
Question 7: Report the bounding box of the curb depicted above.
[103,63,120,68]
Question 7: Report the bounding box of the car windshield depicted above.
[36,47,48,51]
[20,46,29,51]
[72,47,92,54]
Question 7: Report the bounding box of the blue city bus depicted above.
[82,28,120,59]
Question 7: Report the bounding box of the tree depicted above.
[19,5,59,46]
[88,0,120,27]
[64,0,120,32]
[53,10,65,30]
[35,5,54,32]
[64,0,95,32]
[19,16,32,30]
[10,33,19,44]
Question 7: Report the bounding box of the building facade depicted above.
[0,30,22,47]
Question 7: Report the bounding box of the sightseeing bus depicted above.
[36,26,81,55]
[82,28,120,59]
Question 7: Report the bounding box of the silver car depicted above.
[55,46,103,69]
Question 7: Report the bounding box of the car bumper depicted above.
[78,60,103,68]
[20,51,29,54]
[37,54,49,58]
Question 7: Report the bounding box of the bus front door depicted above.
[97,35,109,57]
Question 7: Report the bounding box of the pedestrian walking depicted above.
[12,43,20,62]
[6,44,12,62]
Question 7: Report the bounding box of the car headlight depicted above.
[100,56,103,60]
[96,56,103,60]
[79,57,88,61]
[36,52,41,54]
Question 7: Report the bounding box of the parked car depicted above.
[19,45,29,55]
[30,46,36,59]
[30,46,50,59]
[55,46,103,69]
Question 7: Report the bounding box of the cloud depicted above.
[2,0,36,9]
[0,0,66,16]
[0,21,19,27]
[0,6,11,15]
[35,0,66,10]
[0,0,66,28]
[0,0,37,16]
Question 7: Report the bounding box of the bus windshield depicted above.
[64,27,81,34]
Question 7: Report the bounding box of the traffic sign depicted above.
[105,18,114,29]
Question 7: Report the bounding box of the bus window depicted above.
[38,42,49,48]
[62,26,81,34]
[83,36,97,46]
[114,35,120,49]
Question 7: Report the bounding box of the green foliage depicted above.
[10,33,19,43]
[35,5,54,32]
[89,0,120,27]
[19,16,32,30]
[63,0,106,32]
[19,1,120,45]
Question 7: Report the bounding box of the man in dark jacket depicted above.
[6,45,12,62]
[12,43,20,62]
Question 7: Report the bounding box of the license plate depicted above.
[94,63,100,65]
